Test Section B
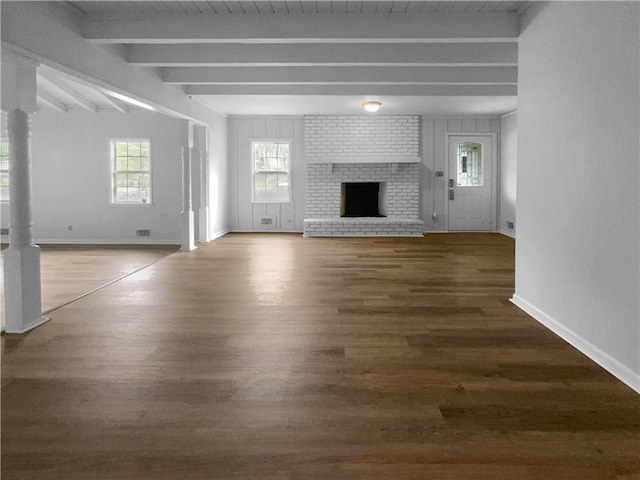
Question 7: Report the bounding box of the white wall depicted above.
[422,117,501,231]
[207,114,229,239]
[1,107,229,245]
[228,116,305,232]
[227,115,501,232]
[1,112,8,237]
[27,108,182,243]
[499,111,517,237]
[514,2,639,390]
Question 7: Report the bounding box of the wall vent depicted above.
[136,229,151,237]
[260,217,273,225]
[0,228,9,235]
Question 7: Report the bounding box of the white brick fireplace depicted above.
[304,115,424,236]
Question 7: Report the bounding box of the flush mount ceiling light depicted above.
[361,101,382,113]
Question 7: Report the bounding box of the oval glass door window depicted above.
[457,142,483,187]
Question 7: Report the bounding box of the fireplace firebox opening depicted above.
[341,182,386,217]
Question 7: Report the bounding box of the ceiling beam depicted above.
[163,66,517,85]
[37,70,98,113]
[95,90,130,113]
[84,12,518,43]
[128,43,518,67]
[37,92,68,113]
[185,84,518,96]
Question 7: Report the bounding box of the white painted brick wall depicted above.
[304,115,422,236]
[305,163,420,218]
[303,218,424,237]
[305,115,420,158]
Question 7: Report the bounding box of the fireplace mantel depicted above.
[306,156,421,164]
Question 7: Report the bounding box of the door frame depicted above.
[444,132,498,232]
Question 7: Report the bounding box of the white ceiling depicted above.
[194,94,518,116]
[39,1,528,116]
[64,1,532,16]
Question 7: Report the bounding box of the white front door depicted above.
[447,135,494,231]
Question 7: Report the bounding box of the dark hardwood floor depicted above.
[2,233,638,479]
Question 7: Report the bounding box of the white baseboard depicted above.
[3,315,50,334]
[34,238,179,245]
[230,230,303,234]
[210,228,230,241]
[511,294,640,394]
[499,229,516,239]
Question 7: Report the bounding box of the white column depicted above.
[197,125,210,243]
[2,55,48,333]
[179,120,196,251]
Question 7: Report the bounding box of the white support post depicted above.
[179,120,196,251]
[2,55,49,333]
[197,125,210,243]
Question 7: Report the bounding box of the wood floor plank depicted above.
[2,233,638,479]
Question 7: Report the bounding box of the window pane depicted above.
[140,173,150,188]
[116,188,127,202]
[0,172,9,187]
[456,142,484,187]
[129,173,142,187]
[279,172,289,186]
[266,172,278,188]
[140,143,149,157]
[140,157,150,170]
[0,187,9,202]
[140,189,151,203]
[254,172,266,188]
[116,172,128,187]
[116,142,128,156]
[127,142,141,156]
[128,157,141,170]
[127,189,140,201]
[116,157,128,170]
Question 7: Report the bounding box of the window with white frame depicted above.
[111,139,151,204]
[252,141,290,203]
[0,139,8,202]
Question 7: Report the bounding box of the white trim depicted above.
[499,229,515,239]
[303,233,423,238]
[422,115,502,120]
[500,109,518,119]
[306,156,421,164]
[230,115,304,120]
[210,228,229,241]
[34,238,180,245]
[3,316,50,334]
[230,229,303,234]
[511,294,640,394]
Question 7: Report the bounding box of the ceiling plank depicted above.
[162,65,517,84]
[84,12,519,43]
[128,42,517,66]
[185,84,517,95]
